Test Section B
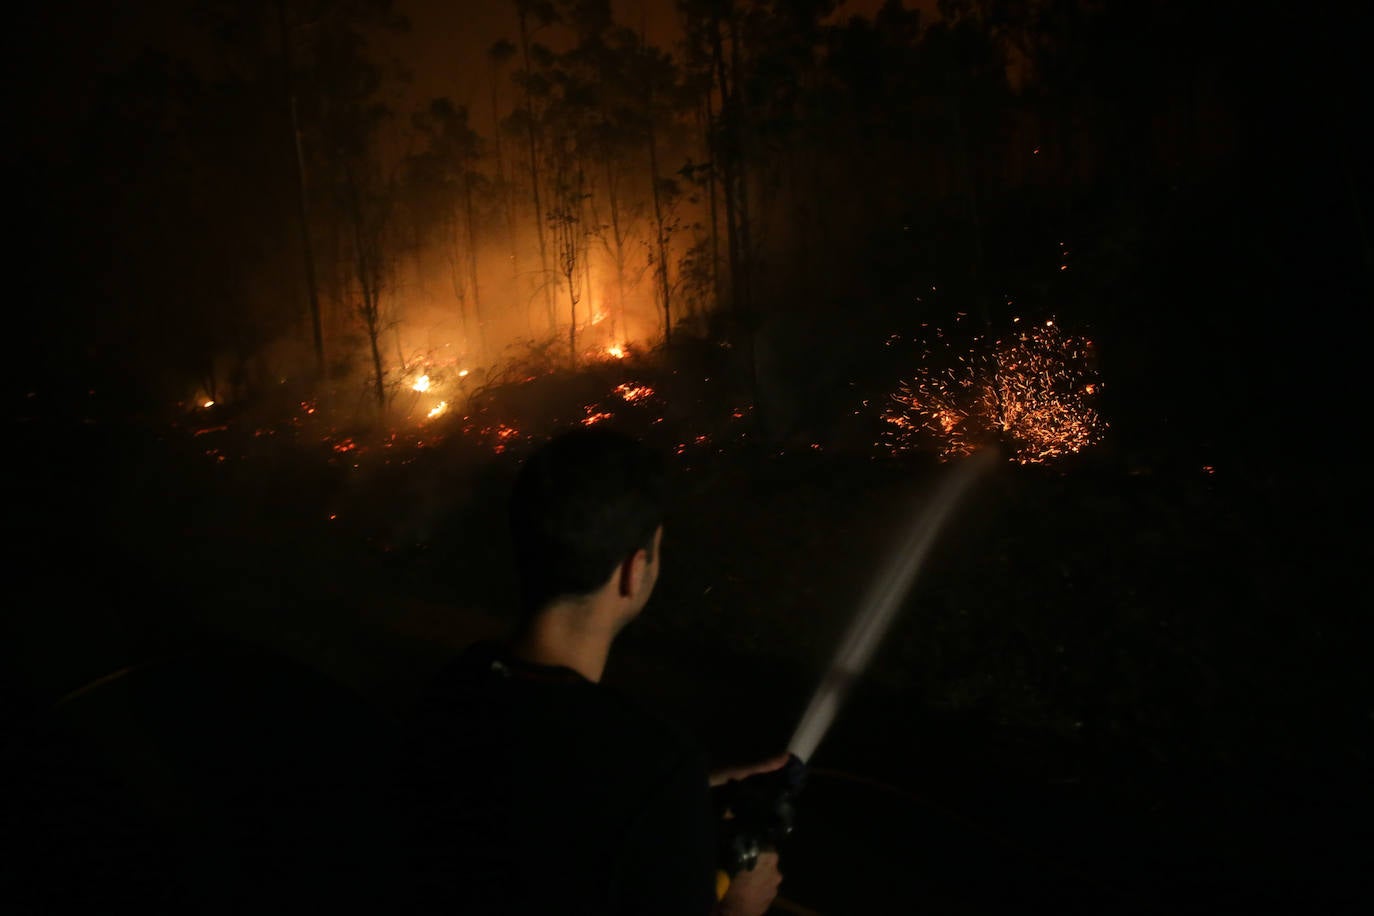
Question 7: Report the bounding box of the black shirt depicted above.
[398,641,719,916]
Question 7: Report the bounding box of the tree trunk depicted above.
[490,56,523,308]
[277,0,325,375]
[462,169,486,358]
[727,15,753,317]
[517,7,556,332]
[647,121,672,345]
[710,9,743,317]
[602,153,628,343]
[447,213,469,347]
[702,93,722,312]
[344,160,386,410]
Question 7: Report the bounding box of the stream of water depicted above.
[787,448,998,762]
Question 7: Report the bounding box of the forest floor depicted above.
[5,326,1370,915]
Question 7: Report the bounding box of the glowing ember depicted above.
[427,401,448,419]
[469,422,521,454]
[202,399,215,408]
[413,375,431,393]
[582,410,614,427]
[614,382,654,403]
[882,316,1106,464]
[606,345,626,360]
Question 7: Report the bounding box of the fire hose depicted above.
[712,752,808,899]
[711,451,996,907]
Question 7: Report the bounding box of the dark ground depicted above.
[5,83,1372,912]
[3,351,1370,914]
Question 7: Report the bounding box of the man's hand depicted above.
[715,850,782,916]
[709,753,791,788]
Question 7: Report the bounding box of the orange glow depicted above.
[413,375,431,393]
[427,401,448,419]
[606,344,626,360]
[202,399,215,408]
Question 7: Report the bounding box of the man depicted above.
[400,427,784,916]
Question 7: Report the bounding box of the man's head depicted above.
[509,427,667,627]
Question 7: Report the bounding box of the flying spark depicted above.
[883,316,1106,464]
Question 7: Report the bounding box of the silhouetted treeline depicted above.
[9,1,1369,428]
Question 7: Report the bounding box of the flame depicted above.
[883,316,1106,464]
[413,375,431,393]
[427,401,448,419]
[458,369,470,378]
[202,399,215,408]
[606,344,626,360]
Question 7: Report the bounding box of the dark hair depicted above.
[509,427,667,615]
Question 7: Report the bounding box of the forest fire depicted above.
[883,317,1106,464]
[175,313,1097,473]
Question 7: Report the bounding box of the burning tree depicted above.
[883,316,1106,464]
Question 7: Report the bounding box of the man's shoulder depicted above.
[594,679,698,755]
[414,641,700,761]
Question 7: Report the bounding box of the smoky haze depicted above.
[11,0,1352,454]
